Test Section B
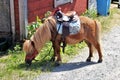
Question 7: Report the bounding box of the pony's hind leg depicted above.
[85,41,94,62]
[90,39,102,63]
[96,42,103,63]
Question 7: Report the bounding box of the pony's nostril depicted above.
[25,59,32,66]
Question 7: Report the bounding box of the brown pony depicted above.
[23,15,102,65]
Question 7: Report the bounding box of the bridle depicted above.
[25,40,38,61]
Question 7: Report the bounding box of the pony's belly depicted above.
[66,37,81,44]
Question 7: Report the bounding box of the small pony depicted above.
[23,12,103,66]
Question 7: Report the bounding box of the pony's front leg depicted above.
[52,41,61,66]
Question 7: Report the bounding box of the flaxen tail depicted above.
[92,20,102,52]
[95,20,101,43]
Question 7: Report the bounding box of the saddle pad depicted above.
[57,15,81,35]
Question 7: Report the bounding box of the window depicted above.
[54,0,73,8]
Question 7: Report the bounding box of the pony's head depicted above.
[23,16,56,66]
[23,40,38,66]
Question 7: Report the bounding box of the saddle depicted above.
[54,9,80,53]
[56,11,77,22]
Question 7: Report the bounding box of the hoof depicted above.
[55,61,61,66]
[86,58,91,62]
[50,57,55,62]
[25,60,32,66]
[98,59,102,63]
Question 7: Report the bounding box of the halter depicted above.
[25,40,38,61]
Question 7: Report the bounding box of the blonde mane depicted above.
[23,16,56,54]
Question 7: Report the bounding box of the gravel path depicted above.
[35,26,120,80]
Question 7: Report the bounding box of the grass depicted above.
[0,42,86,80]
[96,8,120,33]
[0,7,120,80]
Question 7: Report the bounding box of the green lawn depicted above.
[0,8,120,80]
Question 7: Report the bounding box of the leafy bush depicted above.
[42,11,52,22]
[44,11,52,19]
[82,9,97,19]
[8,44,21,54]
[27,11,52,39]
[27,16,42,39]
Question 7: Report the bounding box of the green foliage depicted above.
[82,9,97,19]
[44,11,52,18]
[42,11,52,22]
[7,44,21,55]
[27,16,42,39]
[27,11,52,39]
[14,45,21,51]
[64,42,86,55]
[0,44,26,80]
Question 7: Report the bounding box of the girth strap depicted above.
[61,22,70,53]
[61,37,66,53]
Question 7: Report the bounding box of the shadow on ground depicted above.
[16,60,98,72]
[52,61,98,72]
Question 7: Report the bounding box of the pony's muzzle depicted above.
[25,53,35,66]
[25,59,32,66]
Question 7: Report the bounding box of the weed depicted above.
[82,9,97,19]
[27,16,42,39]
[42,11,52,22]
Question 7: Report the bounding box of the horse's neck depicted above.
[31,24,51,52]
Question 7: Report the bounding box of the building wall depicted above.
[14,0,20,41]
[0,0,11,33]
[28,0,87,23]
[13,0,87,41]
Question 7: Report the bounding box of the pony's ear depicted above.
[31,41,35,48]
[22,39,29,43]
[23,39,26,42]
